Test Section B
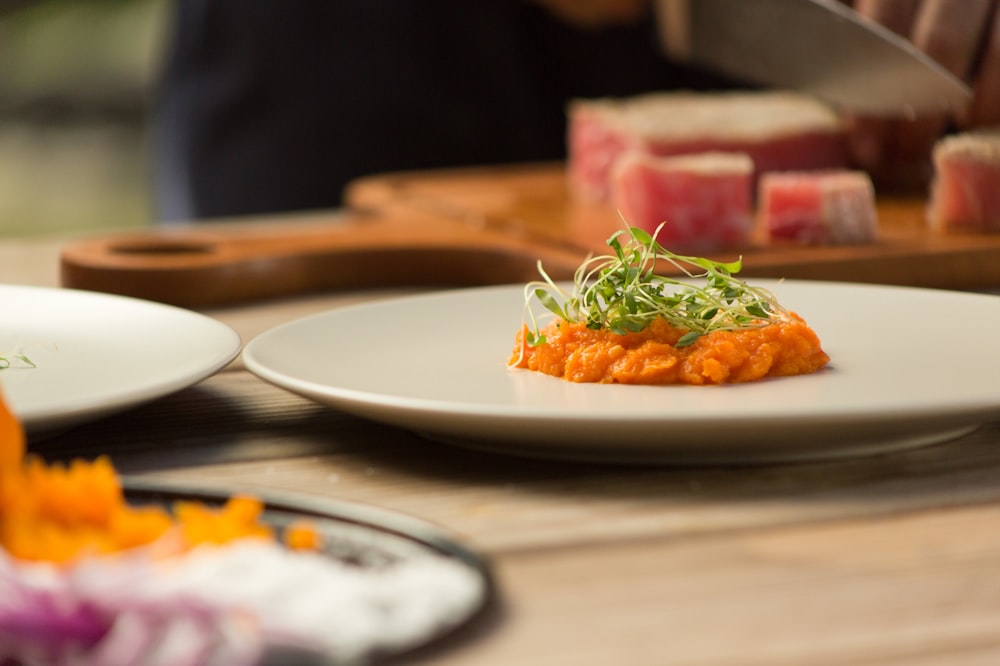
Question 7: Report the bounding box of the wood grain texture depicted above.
[39,371,1000,554]
[57,207,583,308]
[451,504,1000,665]
[346,162,1000,289]
[58,162,1000,307]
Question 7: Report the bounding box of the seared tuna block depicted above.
[927,130,1000,233]
[611,151,754,251]
[759,170,879,245]
[568,91,848,202]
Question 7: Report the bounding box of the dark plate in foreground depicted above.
[123,478,496,665]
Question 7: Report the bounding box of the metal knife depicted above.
[655,0,971,116]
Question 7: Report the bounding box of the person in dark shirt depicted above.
[150,0,734,221]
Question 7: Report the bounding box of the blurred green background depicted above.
[0,0,168,237]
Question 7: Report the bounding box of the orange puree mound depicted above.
[511,315,829,385]
[0,387,317,565]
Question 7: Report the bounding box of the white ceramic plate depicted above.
[0,285,241,435]
[243,280,1000,464]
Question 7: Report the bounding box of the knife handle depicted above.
[655,0,691,60]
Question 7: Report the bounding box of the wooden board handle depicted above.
[60,162,1000,308]
[59,213,584,308]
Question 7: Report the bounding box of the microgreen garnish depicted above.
[0,354,35,370]
[521,223,787,348]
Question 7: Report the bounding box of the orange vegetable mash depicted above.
[511,315,829,385]
[0,388,318,565]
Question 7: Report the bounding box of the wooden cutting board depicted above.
[60,162,1000,308]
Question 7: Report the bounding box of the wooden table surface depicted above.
[7,226,1000,665]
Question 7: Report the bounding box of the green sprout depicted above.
[0,354,35,370]
[522,224,788,348]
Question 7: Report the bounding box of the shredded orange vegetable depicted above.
[174,495,273,547]
[0,387,318,565]
[0,384,23,473]
[285,520,324,551]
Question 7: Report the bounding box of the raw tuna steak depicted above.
[611,151,753,251]
[759,170,879,245]
[927,131,1000,233]
[569,91,848,202]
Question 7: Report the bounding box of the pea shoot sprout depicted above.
[522,224,788,348]
[0,353,35,370]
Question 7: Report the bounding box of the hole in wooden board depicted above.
[108,241,216,256]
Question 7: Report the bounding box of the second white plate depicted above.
[243,280,1000,464]
[0,285,241,436]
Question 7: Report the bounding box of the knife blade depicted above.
[656,0,971,116]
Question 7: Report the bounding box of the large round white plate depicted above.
[0,285,241,435]
[243,280,1000,464]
